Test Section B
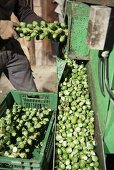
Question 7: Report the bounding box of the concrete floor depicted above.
[0,65,58,100]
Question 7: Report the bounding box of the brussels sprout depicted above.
[55,54,99,169]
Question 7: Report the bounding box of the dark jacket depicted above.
[0,0,42,23]
[0,0,42,48]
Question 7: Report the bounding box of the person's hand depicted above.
[0,20,19,40]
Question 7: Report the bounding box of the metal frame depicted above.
[73,0,114,7]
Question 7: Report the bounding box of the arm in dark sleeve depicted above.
[14,0,42,24]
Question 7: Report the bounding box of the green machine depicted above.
[64,0,114,166]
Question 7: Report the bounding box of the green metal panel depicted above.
[104,99,114,153]
[87,51,109,135]
[65,1,90,60]
[103,49,114,153]
[56,57,66,84]
[88,49,114,153]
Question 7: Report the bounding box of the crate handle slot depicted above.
[25,95,40,99]
[24,95,48,101]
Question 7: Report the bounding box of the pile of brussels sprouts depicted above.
[0,103,51,159]
[15,20,68,42]
[55,55,99,170]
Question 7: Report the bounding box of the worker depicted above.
[0,0,43,92]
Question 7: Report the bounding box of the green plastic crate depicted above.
[0,90,57,170]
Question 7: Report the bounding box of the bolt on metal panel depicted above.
[87,6,111,50]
